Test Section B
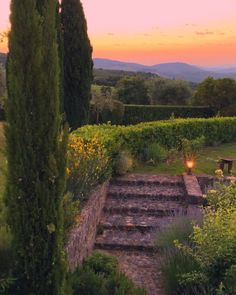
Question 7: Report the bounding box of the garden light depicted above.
[186,160,194,175]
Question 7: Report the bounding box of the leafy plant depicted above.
[115,150,134,175]
[143,143,167,165]
[67,135,111,200]
[71,252,146,295]
[181,136,205,161]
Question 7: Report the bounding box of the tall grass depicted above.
[156,215,202,295]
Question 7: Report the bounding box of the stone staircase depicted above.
[94,174,203,295]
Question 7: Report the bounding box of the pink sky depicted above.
[1,0,236,66]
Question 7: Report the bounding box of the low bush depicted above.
[0,226,14,294]
[142,143,167,165]
[67,135,111,201]
[115,150,134,175]
[156,216,202,295]
[71,251,146,295]
[75,117,236,175]
[123,105,215,125]
[172,184,236,295]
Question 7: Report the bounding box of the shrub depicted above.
[176,184,236,294]
[71,252,146,295]
[142,143,167,165]
[181,136,205,161]
[156,216,202,295]
[0,226,14,293]
[115,150,134,175]
[123,105,215,125]
[63,192,80,232]
[90,90,125,125]
[75,117,236,175]
[67,135,111,200]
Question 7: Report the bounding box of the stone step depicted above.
[95,228,157,251]
[108,184,186,201]
[100,213,177,230]
[111,173,184,187]
[104,198,187,216]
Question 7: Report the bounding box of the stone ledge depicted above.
[183,173,203,204]
[66,183,108,271]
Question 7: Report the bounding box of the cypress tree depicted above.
[61,0,93,130]
[6,0,67,294]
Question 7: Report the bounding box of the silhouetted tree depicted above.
[6,0,67,293]
[61,0,93,129]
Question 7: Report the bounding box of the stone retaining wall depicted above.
[66,183,108,271]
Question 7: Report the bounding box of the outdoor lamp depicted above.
[186,160,194,175]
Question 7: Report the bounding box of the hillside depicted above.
[94,58,236,83]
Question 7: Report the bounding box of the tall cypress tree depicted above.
[6,0,67,294]
[61,0,93,130]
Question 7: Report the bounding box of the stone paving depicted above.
[95,174,203,295]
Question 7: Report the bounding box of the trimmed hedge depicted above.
[74,117,236,171]
[123,105,215,125]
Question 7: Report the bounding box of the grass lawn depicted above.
[134,142,236,176]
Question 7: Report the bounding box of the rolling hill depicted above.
[94,58,236,83]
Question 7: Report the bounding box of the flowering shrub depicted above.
[67,135,111,201]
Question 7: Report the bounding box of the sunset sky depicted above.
[1,0,236,66]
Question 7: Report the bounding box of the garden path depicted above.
[95,174,203,295]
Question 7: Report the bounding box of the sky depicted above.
[1,0,236,66]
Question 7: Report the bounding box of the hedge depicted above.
[123,105,215,125]
[74,117,236,171]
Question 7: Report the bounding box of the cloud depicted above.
[195,30,214,36]
[107,32,114,36]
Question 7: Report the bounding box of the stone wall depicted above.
[66,183,108,271]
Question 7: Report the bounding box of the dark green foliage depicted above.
[93,69,157,87]
[90,99,125,125]
[6,0,67,294]
[71,252,146,295]
[116,76,149,104]
[194,77,236,115]
[147,77,193,105]
[142,143,167,165]
[61,0,93,129]
[123,105,215,125]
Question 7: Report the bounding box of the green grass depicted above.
[135,142,236,176]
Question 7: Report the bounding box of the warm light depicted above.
[186,160,194,169]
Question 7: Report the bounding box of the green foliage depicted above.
[93,68,157,87]
[181,136,205,161]
[115,150,134,175]
[147,77,193,105]
[142,143,167,165]
[75,117,236,177]
[207,182,236,210]
[194,77,236,115]
[6,0,67,293]
[0,226,14,294]
[123,105,215,125]
[156,216,202,295]
[71,252,146,295]
[90,88,125,125]
[116,76,149,104]
[175,184,236,294]
[67,135,111,201]
[63,192,80,232]
[61,0,93,129]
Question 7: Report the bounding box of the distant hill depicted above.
[94,58,236,83]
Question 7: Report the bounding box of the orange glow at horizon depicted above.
[1,0,236,66]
